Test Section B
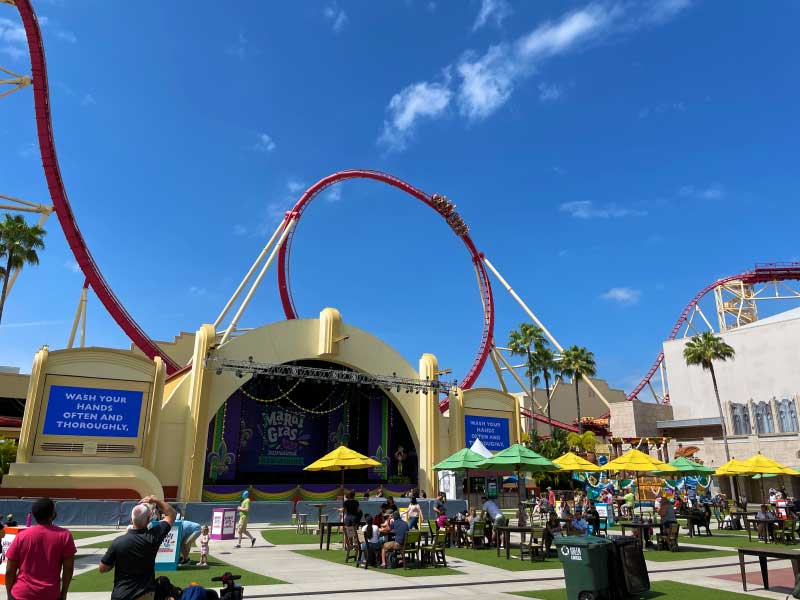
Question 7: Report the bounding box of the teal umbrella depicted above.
[652,456,717,477]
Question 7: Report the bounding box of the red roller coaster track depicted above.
[14,0,180,374]
[277,170,495,391]
[627,262,800,402]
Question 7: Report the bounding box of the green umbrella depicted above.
[433,447,488,496]
[477,444,562,524]
[752,473,778,480]
[432,447,486,471]
[652,456,717,476]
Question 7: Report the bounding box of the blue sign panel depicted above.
[465,415,509,451]
[43,385,143,438]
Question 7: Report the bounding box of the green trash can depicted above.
[555,535,614,600]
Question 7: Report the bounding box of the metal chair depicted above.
[343,526,360,563]
[402,530,422,569]
[296,513,308,534]
[420,529,447,567]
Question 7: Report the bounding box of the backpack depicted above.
[155,576,182,600]
[386,550,399,569]
[179,585,208,600]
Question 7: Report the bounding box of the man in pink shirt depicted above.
[5,497,76,600]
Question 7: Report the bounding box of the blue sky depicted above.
[1,0,798,394]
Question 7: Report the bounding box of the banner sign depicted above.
[238,404,323,473]
[43,385,143,438]
[155,521,183,571]
[0,527,20,583]
[464,415,509,451]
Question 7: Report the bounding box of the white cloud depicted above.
[679,183,724,200]
[378,80,452,151]
[1,45,24,60]
[80,93,96,107]
[56,29,77,43]
[559,200,647,219]
[0,17,26,61]
[252,133,276,153]
[17,142,36,159]
[538,82,564,102]
[324,2,348,33]
[233,225,247,236]
[189,286,207,296]
[64,260,81,273]
[473,0,513,31]
[427,2,438,13]
[601,287,642,304]
[286,178,306,194]
[325,186,342,203]
[226,32,248,60]
[379,0,690,149]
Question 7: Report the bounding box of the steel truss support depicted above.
[217,216,296,346]
[0,65,30,99]
[67,279,89,349]
[209,356,457,395]
[482,256,612,409]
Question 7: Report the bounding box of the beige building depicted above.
[612,307,800,499]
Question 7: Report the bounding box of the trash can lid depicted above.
[554,535,613,547]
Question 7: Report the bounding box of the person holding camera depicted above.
[4,497,76,600]
[99,495,176,600]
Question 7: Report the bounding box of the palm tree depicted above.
[530,344,558,436]
[683,331,736,462]
[508,323,548,430]
[0,214,46,325]
[557,345,597,434]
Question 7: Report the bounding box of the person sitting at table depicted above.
[380,511,409,568]
[543,512,562,555]
[585,502,600,534]
[385,496,398,514]
[658,498,677,534]
[623,488,636,518]
[558,498,572,520]
[360,516,381,566]
[538,492,551,516]
[465,508,478,537]
[436,507,448,531]
[755,504,777,541]
[570,508,589,535]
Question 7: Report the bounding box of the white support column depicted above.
[67,285,88,349]
[483,256,612,409]
[213,217,288,328]
[219,218,295,345]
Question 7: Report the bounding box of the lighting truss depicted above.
[208,356,458,395]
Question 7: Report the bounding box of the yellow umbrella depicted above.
[714,458,749,476]
[554,452,603,472]
[304,445,380,491]
[603,449,676,518]
[740,454,798,476]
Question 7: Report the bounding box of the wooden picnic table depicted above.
[320,520,346,550]
[737,547,800,591]
[494,525,538,559]
[618,521,653,544]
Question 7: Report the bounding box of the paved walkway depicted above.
[0,528,794,599]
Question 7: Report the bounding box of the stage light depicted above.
[236,370,243,378]
[248,356,254,363]
[216,368,222,375]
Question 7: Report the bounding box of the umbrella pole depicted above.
[340,468,345,497]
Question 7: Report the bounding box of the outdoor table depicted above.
[495,525,537,559]
[747,518,783,544]
[448,519,469,547]
[320,520,345,550]
[730,511,747,530]
[738,547,800,591]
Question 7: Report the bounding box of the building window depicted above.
[776,398,799,433]
[754,401,775,434]
[730,403,751,435]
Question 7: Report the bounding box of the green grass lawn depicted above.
[446,547,562,572]
[262,528,331,545]
[512,579,756,599]
[293,549,462,577]
[82,540,112,549]
[642,546,736,562]
[676,532,794,549]
[70,530,113,540]
[70,552,284,592]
